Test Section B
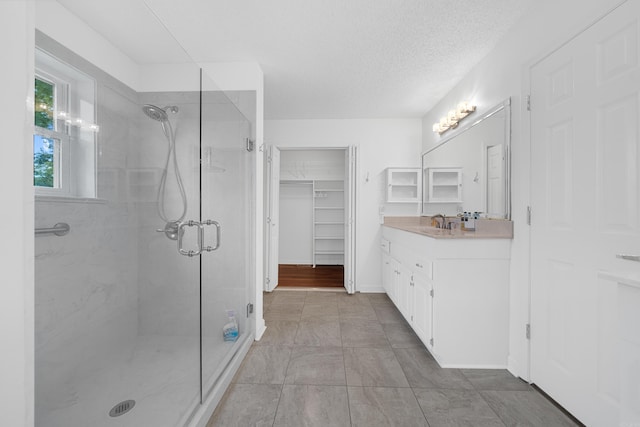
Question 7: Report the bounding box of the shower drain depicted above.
[109,400,135,417]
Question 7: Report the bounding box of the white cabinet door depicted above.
[397,263,413,323]
[412,273,433,349]
[530,2,640,425]
[382,252,393,295]
[388,257,400,305]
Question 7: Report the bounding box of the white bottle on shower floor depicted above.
[223,310,239,342]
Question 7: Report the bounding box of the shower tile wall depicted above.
[34,35,140,420]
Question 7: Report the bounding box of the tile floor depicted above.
[207,290,581,427]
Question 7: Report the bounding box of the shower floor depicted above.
[38,334,244,427]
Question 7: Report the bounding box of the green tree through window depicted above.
[33,136,54,187]
[34,78,55,187]
[35,78,54,129]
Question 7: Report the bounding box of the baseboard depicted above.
[508,355,530,382]
[356,285,385,293]
[438,363,509,369]
[255,318,266,341]
[189,333,253,427]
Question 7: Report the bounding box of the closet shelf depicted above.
[312,179,346,268]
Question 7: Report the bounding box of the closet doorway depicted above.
[265,146,356,292]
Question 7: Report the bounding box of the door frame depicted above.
[264,145,357,293]
[264,145,280,292]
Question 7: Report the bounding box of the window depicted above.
[33,73,69,193]
[34,48,97,198]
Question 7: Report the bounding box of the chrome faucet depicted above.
[432,214,446,229]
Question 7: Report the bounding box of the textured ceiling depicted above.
[57,0,533,119]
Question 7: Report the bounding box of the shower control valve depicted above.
[157,220,183,241]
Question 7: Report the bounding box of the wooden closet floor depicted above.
[278,264,344,287]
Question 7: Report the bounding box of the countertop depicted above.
[383,216,513,239]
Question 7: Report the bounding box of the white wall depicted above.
[279,183,314,264]
[35,1,139,90]
[280,149,346,181]
[266,119,423,291]
[0,2,35,426]
[421,0,625,380]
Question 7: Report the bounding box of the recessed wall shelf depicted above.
[425,167,462,203]
[386,168,421,203]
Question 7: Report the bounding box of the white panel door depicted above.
[486,144,504,217]
[265,146,280,291]
[344,146,357,294]
[530,2,640,425]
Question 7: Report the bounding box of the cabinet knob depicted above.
[415,263,423,268]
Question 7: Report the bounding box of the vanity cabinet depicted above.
[381,226,510,368]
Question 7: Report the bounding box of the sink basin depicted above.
[414,225,447,234]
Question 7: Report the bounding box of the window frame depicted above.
[34,71,71,196]
[34,47,97,200]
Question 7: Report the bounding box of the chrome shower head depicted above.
[142,104,178,122]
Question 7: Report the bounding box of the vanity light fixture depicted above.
[432,101,476,135]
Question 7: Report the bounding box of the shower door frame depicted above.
[192,69,257,426]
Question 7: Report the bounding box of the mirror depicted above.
[421,98,511,219]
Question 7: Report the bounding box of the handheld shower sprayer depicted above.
[142,104,187,240]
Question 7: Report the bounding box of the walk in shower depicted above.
[33,23,255,427]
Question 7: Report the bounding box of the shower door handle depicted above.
[177,220,204,257]
[203,220,221,252]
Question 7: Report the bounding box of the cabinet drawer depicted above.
[405,253,432,279]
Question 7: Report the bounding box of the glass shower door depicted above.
[200,74,255,397]
[136,85,203,426]
[33,37,204,427]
